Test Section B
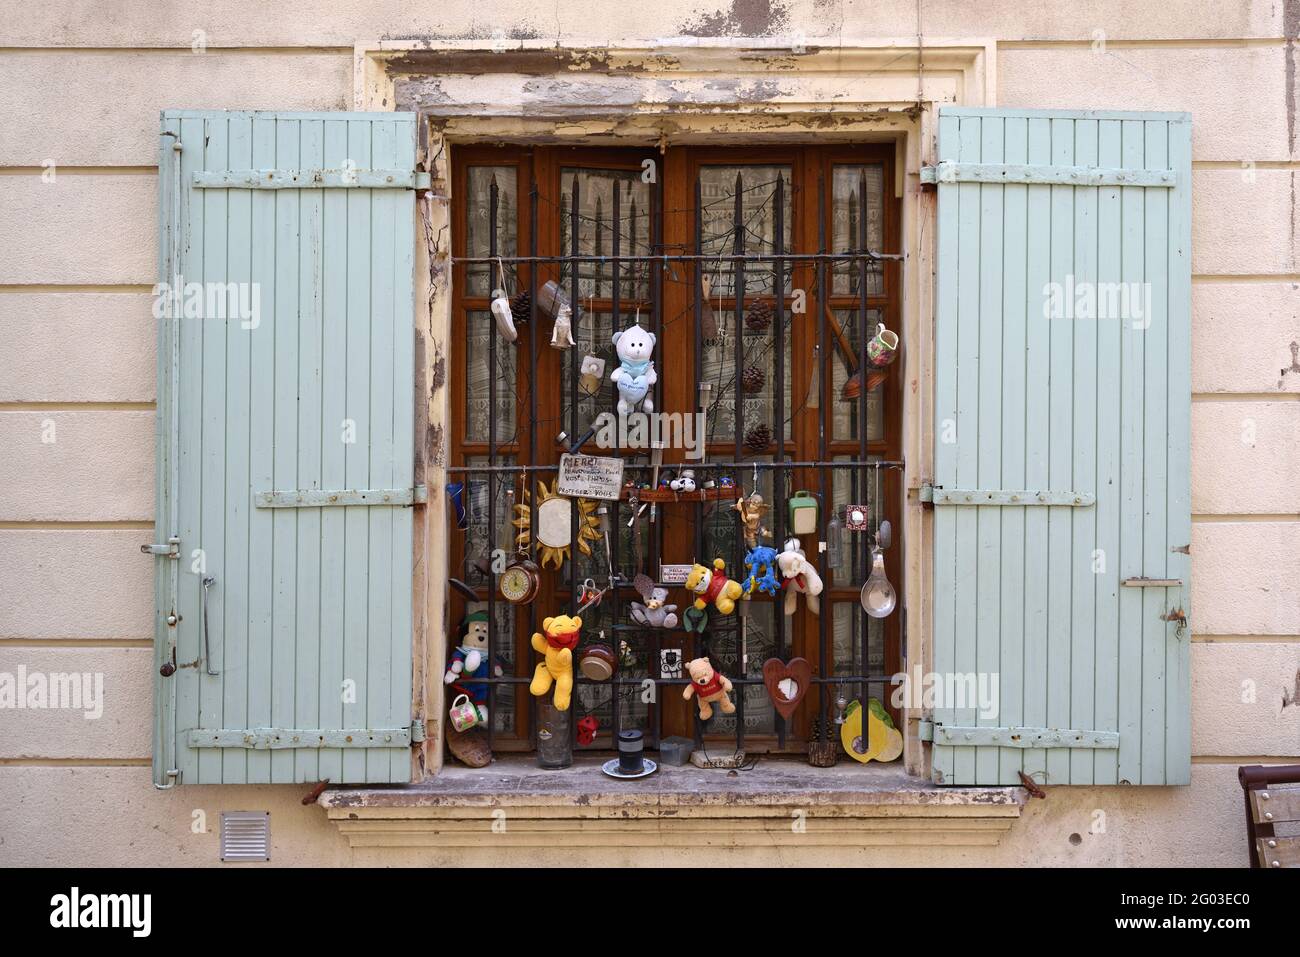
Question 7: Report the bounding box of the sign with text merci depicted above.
[557,454,625,501]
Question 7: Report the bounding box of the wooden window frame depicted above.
[449,142,902,753]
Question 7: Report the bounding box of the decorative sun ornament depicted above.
[512,479,603,570]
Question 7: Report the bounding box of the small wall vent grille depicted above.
[220,811,270,862]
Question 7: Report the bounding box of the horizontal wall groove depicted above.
[1191,392,1300,402]
[0,402,155,411]
[0,166,156,176]
[1191,513,1300,523]
[0,45,353,55]
[999,38,1288,50]
[1192,634,1300,643]
[1192,755,1300,765]
[1193,160,1300,170]
[0,758,151,767]
[0,520,153,530]
[0,284,154,294]
[1192,274,1300,283]
[0,639,152,648]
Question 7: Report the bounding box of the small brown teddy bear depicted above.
[682,657,736,720]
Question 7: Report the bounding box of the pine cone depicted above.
[745,300,773,331]
[743,423,772,453]
[509,291,531,324]
[742,365,765,394]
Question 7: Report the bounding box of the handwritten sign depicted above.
[557,454,625,501]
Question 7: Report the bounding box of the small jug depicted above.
[866,322,899,367]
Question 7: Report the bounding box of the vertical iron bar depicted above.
[486,178,498,753]
[693,176,704,566]
[731,170,745,753]
[692,173,705,753]
[857,169,870,716]
[569,176,581,752]
[816,170,830,744]
[528,178,540,750]
[610,179,622,750]
[772,172,786,749]
[647,171,663,747]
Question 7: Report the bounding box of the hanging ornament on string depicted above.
[490,257,517,343]
[699,273,718,340]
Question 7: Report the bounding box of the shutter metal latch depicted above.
[140,536,180,558]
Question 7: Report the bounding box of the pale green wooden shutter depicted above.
[150,111,420,786]
[928,107,1191,786]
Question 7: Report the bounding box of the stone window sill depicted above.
[318,756,1026,848]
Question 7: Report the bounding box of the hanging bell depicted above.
[860,548,896,619]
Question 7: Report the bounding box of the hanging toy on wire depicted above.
[610,307,656,415]
[734,463,771,549]
[776,536,824,616]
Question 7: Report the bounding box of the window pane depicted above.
[700,300,794,443]
[558,168,651,302]
[465,166,518,298]
[830,454,882,589]
[831,164,885,296]
[832,601,885,682]
[829,307,885,442]
[708,600,776,737]
[464,310,517,443]
[463,455,517,577]
[699,166,793,297]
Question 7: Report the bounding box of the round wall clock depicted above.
[498,557,540,605]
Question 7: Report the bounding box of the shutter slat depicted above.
[930,107,1192,787]
[151,111,418,786]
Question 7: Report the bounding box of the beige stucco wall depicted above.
[0,0,1296,867]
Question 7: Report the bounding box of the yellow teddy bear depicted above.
[684,558,745,615]
[529,614,582,711]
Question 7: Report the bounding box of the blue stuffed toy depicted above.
[742,544,781,597]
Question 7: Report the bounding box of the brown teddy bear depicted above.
[682,657,736,720]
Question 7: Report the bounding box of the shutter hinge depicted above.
[919,483,938,507]
[140,536,180,558]
[917,719,934,742]
[919,165,939,189]
[410,719,427,744]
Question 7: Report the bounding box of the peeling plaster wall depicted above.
[0,1,1297,868]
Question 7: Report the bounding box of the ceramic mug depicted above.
[866,323,899,367]
[448,694,479,733]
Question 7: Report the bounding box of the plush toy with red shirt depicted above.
[682,656,736,721]
[529,614,582,711]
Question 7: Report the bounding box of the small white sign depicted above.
[556,453,625,501]
[659,563,693,585]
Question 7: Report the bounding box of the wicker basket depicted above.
[807,740,839,768]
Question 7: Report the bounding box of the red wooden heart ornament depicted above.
[762,656,812,721]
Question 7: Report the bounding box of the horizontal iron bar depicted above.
[188,728,412,749]
[193,169,430,190]
[1121,577,1183,587]
[921,162,1175,188]
[446,460,905,473]
[933,725,1119,749]
[927,488,1095,506]
[454,250,902,264]
[254,487,428,507]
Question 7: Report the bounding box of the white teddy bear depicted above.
[776,537,824,616]
[610,322,657,415]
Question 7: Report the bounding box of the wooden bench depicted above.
[1239,764,1300,868]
